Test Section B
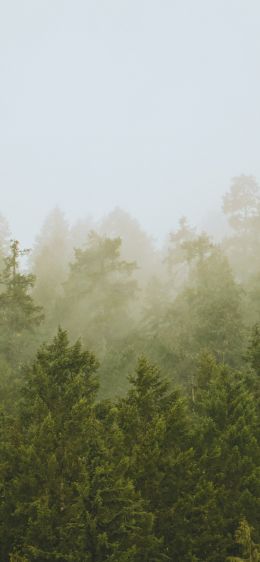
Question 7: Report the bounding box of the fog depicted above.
[1,4,260,560]
[1,0,260,246]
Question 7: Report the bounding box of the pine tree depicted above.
[194,361,260,560]
[61,232,138,388]
[100,207,159,286]
[227,518,260,562]
[246,324,260,376]
[156,241,244,385]
[1,331,165,561]
[0,240,43,366]
[117,357,221,561]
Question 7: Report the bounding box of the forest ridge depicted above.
[0,175,260,561]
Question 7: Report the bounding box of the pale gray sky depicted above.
[0,0,260,245]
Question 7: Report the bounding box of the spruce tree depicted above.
[0,240,43,366]
[228,518,260,562]
[118,358,221,561]
[194,361,260,560]
[1,331,164,561]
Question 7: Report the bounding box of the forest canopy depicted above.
[0,175,260,561]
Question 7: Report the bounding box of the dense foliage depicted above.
[0,176,260,560]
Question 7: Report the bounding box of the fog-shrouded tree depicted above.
[70,216,95,250]
[223,175,260,233]
[163,217,196,299]
[100,208,160,286]
[31,208,72,317]
[222,175,260,282]
[0,214,11,272]
[143,235,244,386]
[166,216,195,270]
[57,232,141,396]
[62,232,138,354]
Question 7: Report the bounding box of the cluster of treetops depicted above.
[0,174,259,561]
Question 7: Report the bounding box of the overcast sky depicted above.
[0,0,260,245]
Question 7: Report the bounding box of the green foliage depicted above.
[0,198,260,561]
[61,232,138,381]
[1,331,164,561]
[194,360,260,559]
[146,240,244,386]
[117,358,223,561]
[0,240,43,367]
[246,324,260,375]
[227,518,260,562]
[0,214,10,272]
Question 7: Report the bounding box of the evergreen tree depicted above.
[117,358,222,561]
[228,518,260,562]
[1,331,164,562]
[0,240,43,366]
[0,214,10,272]
[31,208,71,316]
[194,360,260,560]
[63,233,137,348]
[246,324,260,376]
[61,232,139,397]
[152,240,244,384]
[222,175,260,282]
[223,175,260,233]
[165,216,195,296]
[100,207,159,286]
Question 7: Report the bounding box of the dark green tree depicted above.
[1,331,164,562]
[0,240,43,366]
[117,358,222,561]
[246,324,260,375]
[194,360,260,560]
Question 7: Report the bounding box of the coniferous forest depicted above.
[0,175,260,561]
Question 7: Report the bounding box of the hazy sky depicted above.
[1,0,260,246]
